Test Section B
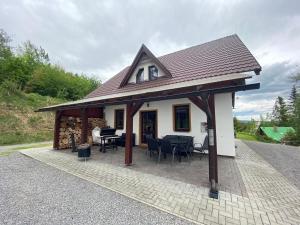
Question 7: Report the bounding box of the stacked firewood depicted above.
[58,116,106,149]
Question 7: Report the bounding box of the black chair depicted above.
[160,139,177,164]
[194,135,208,159]
[116,133,136,147]
[176,138,193,161]
[147,138,161,162]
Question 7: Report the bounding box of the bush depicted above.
[25,65,100,100]
[0,79,22,97]
[282,131,300,146]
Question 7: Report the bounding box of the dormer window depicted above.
[149,65,158,80]
[136,68,144,83]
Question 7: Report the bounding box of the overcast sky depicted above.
[1,0,300,120]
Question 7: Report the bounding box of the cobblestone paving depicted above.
[20,141,300,225]
[235,140,300,225]
[243,140,300,190]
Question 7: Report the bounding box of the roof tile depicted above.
[86,34,261,99]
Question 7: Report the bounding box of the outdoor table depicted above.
[162,138,188,162]
[99,135,120,153]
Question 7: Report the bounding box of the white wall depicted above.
[105,98,207,146]
[104,94,235,157]
[214,93,235,157]
[104,104,127,136]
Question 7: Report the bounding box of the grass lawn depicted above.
[236,132,258,141]
[0,91,64,145]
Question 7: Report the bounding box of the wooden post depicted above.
[190,95,218,198]
[53,110,62,149]
[125,103,133,165]
[81,108,88,144]
[208,94,218,184]
[125,101,143,165]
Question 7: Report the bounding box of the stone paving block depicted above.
[20,140,300,225]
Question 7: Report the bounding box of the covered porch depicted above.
[37,81,260,198]
[61,145,247,197]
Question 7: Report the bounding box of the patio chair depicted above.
[176,138,193,161]
[194,135,208,159]
[160,139,177,164]
[92,126,101,145]
[147,138,161,162]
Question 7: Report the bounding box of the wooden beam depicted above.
[53,110,62,149]
[81,108,88,144]
[130,101,144,117]
[124,101,143,165]
[125,103,133,165]
[208,94,218,184]
[188,96,208,114]
[195,94,218,198]
[37,82,259,112]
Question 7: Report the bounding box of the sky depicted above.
[1,0,300,120]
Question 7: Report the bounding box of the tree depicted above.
[272,96,289,126]
[288,85,298,119]
[295,95,300,139]
[291,71,300,82]
[0,29,12,59]
[18,41,49,65]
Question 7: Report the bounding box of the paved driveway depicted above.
[0,152,191,225]
[243,141,300,189]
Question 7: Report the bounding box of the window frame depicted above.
[148,65,159,81]
[136,68,144,83]
[173,104,191,132]
[114,109,124,130]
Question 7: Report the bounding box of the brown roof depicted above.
[86,34,261,99]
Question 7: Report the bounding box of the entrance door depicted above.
[140,111,157,144]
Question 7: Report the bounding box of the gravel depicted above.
[243,140,300,189]
[0,152,192,225]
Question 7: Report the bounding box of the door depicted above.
[140,111,157,144]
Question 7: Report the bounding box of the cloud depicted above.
[233,61,298,119]
[1,0,300,117]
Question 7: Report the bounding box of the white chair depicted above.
[92,127,101,144]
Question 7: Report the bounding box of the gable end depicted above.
[119,44,172,88]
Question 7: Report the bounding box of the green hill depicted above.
[0,90,65,145]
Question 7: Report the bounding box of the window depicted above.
[148,65,158,80]
[136,68,144,83]
[114,109,124,130]
[173,104,190,132]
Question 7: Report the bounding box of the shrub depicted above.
[0,79,22,97]
[282,131,300,146]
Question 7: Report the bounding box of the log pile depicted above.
[58,116,106,149]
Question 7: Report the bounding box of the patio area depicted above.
[64,145,247,196]
[19,141,300,225]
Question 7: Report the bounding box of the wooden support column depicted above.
[125,101,143,165]
[189,94,219,198]
[125,103,133,165]
[208,95,218,184]
[53,110,62,149]
[81,108,88,144]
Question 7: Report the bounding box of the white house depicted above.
[37,34,261,190]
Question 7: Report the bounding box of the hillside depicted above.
[0,91,65,145]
